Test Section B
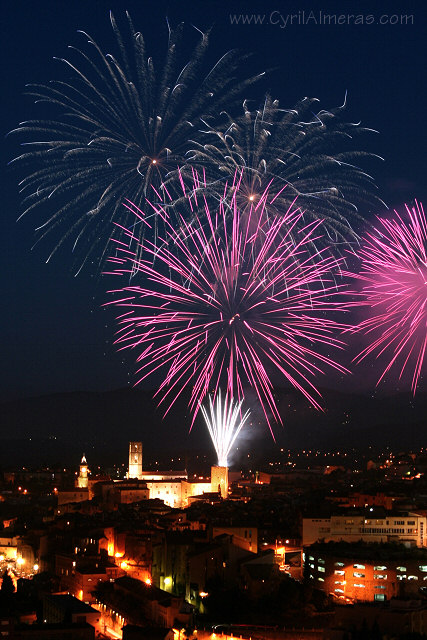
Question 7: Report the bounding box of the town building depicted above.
[303,510,427,547]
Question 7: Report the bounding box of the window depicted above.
[335,562,344,567]
[318,566,325,573]
[335,588,344,593]
[397,566,407,572]
[353,572,365,578]
[353,564,365,569]
[318,577,324,582]
[375,594,385,601]
[309,556,314,561]
[408,576,418,580]
[397,575,407,580]
[374,566,387,571]
[335,580,344,585]
[375,585,386,590]
[318,558,325,564]
[374,575,387,580]
[335,570,345,575]
[419,566,427,572]
[354,583,365,588]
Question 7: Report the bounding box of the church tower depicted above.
[128,442,143,479]
[77,454,89,489]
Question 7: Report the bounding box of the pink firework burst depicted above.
[105,172,348,432]
[353,201,427,393]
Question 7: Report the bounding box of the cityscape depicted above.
[1,0,426,639]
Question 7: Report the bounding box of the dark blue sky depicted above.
[1,0,426,401]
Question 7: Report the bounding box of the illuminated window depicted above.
[318,566,325,573]
[335,562,345,567]
[335,588,344,593]
[335,570,345,575]
[335,580,344,585]
[353,564,365,569]
[374,566,387,571]
[354,583,366,588]
[375,594,385,601]
[397,566,407,572]
[419,566,427,572]
[374,574,387,580]
[375,585,386,590]
[318,577,324,582]
[318,558,325,564]
[397,575,407,580]
[353,572,365,578]
[408,575,418,580]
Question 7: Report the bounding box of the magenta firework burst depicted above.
[106,172,348,431]
[353,201,427,393]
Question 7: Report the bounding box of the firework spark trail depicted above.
[187,94,384,247]
[201,392,250,467]
[9,12,262,270]
[351,201,427,393]
[105,171,349,433]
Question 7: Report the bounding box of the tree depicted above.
[1,570,15,597]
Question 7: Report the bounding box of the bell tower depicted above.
[128,442,143,479]
[77,454,89,489]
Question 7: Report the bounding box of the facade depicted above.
[146,479,211,508]
[212,526,258,553]
[303,511,427,547]
[306,542,427,603]
[0,534,18,560]
[55,554,124,603]
[57,490,89,507]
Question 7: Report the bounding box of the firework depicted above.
[106,172,348,432]
[10,13,262,269]
[201,392,250,467]
[188,94,383,246]
[352,201,427,393]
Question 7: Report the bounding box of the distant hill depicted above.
[0,387,425,468]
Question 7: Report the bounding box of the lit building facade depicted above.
[146,479,211,508]
[306,543,427,603]
[303,512,427,547]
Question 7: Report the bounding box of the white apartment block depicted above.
[303,512,427,548]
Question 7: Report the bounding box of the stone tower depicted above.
[128,442,143,479]
[211,465,228,499]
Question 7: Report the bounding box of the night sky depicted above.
[1,0,426,403]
